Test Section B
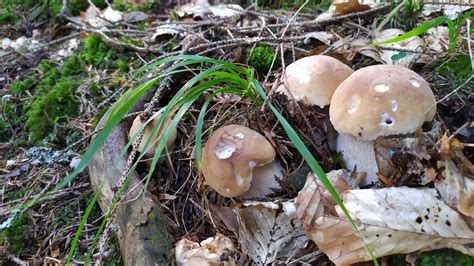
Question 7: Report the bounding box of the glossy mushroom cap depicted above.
[128,111,177,155]
[202,125,276,197]
[329,64,436,141]
[278,55,353,108]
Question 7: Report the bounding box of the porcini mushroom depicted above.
[128,110,177,157]
[277,55,353,108]
[329,64,436,185]
[202,125,283,198]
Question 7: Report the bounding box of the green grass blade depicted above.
[370,16,453,48]
[66,184,103,264]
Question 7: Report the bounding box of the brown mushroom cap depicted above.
[329,65,436,140]
[129,111,177,155]
[202,125,276,197]
[279,55,353,108]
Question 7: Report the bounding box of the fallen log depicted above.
[88,90,173,264]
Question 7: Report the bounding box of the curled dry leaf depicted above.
[316,0,380,21]
[303,186,474,265]
[350,29,424,67]
[235,200,309,264]
[436,159,474,219]
[175,0,243,19]
[175,233,236,266]
[424,26,450,54]
[303,31,334,45]
[422,5,472,19]
[333,0,370,15]
[296,170,356,230]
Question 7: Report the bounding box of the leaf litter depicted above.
[1,0,473,264]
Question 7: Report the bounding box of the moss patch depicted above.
[0,212,37,254]
[246,45,279,73]
[416,249,473,266]
[434,54,472,92]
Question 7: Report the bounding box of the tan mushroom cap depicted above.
[329,64,436,140]
[129,111,177,155]
[279,55,353,108]
[202,125,276,197]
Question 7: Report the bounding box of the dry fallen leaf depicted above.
[333,0,370,15]
[373,29,424,67]
[436,159,474,219]
[296,170,356,230]
[175,233,236,266]
[235,200,309,264]
[308,187,474,265]
[175,0,242,19]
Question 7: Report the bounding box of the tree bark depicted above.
[88,90,173,265]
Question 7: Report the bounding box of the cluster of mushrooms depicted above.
[129,55,437,198]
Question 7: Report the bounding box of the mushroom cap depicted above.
[280,55,353,108]
[202,125,276,197]
[329,64,436,140]
[129,111,177,155]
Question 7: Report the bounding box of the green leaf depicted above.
[391,51,408,61]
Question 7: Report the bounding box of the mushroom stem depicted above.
[336,133,378,186]
[240,160,284,198]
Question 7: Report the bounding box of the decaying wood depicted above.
[88,90,173,265]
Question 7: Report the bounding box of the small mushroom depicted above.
[128,111,177,157]
[202,125,283,198]
[329,65,436,185]
[277,55,353,108]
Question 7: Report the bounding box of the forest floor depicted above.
[0,0,473,265]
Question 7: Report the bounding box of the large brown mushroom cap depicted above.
[129,111,177,155]
[329,64,436,140]
[202,125,276,197]
[279,55,353,108]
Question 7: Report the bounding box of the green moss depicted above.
[0,10,18,25]
[0,119,10,142]
[67,0,107,16]
[136,22,146,31]
[63,55,85,76]
[416,249,473,266]
[0,212,37,254]
[81,34,113,66]
[11,78,36,95]
[25,78,80,142]
[120,35,144,47]
[434,54,472,92]
[246,45,279,73]
[0,102,24,142]
[117,58,129,72]
[0,0,36,9]
[113,0,154,12]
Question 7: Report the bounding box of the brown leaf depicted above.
[333,0,370,15]
[51,248,61,258]
[436,159,474,219]
[235,200,309,264]
[175,233,236,265]
[310,187,474,265]
[295,170,354,230]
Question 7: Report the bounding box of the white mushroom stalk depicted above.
[329,65,436,185]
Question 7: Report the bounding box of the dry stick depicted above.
[94,38,196,262]
[231,4,392,33]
